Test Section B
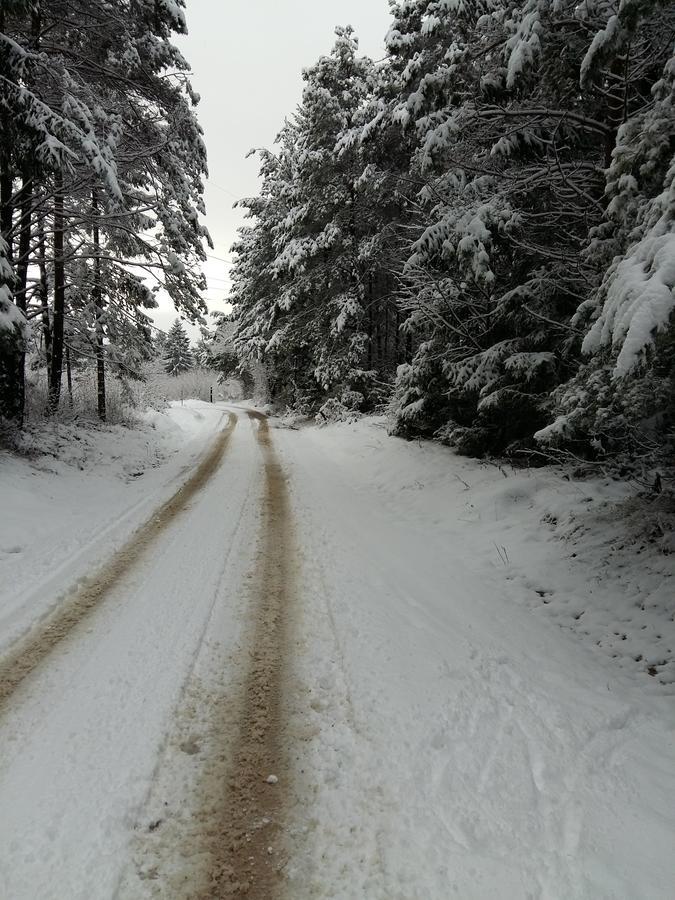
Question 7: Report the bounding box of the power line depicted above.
[205,253,234,264]
[206,179,240,201]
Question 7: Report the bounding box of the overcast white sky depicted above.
[151,0,392,340]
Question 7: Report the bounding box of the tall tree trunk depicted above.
[13,166,33,423]
[0,169,12,255]
[0,2,42,424]
[0,129,23,422]
[0,0,18,421]
[37,217,52,372]
[48,172,65,414]
[383,301,389,371]
[92,190,106,421]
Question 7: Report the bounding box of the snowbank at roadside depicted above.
[0,401,227,654]
[276,415,675,900]
[302,416,675,687]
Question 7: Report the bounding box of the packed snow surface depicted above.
[0,407,673,898]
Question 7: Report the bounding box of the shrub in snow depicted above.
[340,390,365,411]
[23,368,154,427]
[145,365,218,405]
[316,396,361,425]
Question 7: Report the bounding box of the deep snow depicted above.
[275,417,675,899]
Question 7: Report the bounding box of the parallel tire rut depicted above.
[0,413,238,712]
[192,410,293,899]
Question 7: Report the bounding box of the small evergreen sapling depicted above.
[163,320,193,377]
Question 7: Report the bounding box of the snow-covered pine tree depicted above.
[163,319,193,377]
[0,0,209,422]
[232,28,402,412]
[366,0,673,456]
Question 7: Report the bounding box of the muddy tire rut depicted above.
[0,413,238,712]
[191,410,294,899]
[125,410,296,900]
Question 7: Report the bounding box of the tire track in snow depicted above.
[120,409,296,899]
[194,409,293,898]
[0,412,238,712]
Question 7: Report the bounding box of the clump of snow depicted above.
[315,396,361,425]
[505,8,542,88]
[580,13,620,86]
[0,289,27,339]
[583,228,675,377]
[0,239,28,341]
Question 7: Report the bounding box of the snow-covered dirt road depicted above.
[1,407,674,899]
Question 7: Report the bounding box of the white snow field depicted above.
[276,418,675,900]
[0,406,673,899]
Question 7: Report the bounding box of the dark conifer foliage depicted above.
[163,318,193,377]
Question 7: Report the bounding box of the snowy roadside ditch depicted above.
[0,400,227,655]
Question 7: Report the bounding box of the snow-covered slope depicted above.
[290,417,674,686]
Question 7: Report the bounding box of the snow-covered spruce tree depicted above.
[208,313,254,392]
[163,319,193,377]
[194,330,215,369]
[233,29,404,413]
[537,2,675,460]
[229,137,293,401]
[380,0,672,456]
